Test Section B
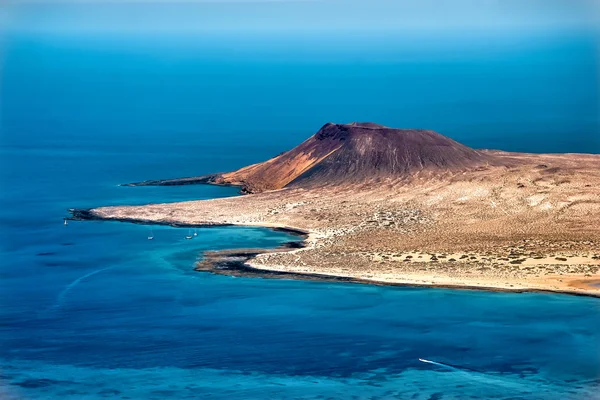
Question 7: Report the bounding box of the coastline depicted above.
[69,149,600,299]
[244,259,600,298]
[69,208,600,298]
[68,208,310,237]
[205,242,600,299]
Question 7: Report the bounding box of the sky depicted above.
[2,0,599,38]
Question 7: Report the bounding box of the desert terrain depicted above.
[73,123,600,296]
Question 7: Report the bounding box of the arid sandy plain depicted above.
[80,148,600,297]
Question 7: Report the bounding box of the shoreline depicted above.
[68,208,600,299]
[244,261,600,299]
[199,246,600,298]
[68,208,310,237]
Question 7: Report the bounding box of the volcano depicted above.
[209,122,497,192]
[125,122,500,192]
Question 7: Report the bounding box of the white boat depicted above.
[193,229,197,237]
[148,228,154,240]
[64,219,68,226]
[185,229,193,240]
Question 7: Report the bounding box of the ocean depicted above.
[1,34,599,399]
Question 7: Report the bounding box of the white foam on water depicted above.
[418,358,535,393]
[50,266,114,310]
[418,358,449,368]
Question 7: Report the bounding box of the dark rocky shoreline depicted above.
[120,174,220,187]
[120,175,252,193]
[194,243,361,283]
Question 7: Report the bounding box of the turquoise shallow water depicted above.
[1,133,599,400]
[1,34,600,399]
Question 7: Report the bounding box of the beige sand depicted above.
[85,151,600,297]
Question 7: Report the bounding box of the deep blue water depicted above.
[1,35,600,399]
[2,33,599,155]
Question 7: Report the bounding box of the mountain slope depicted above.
[213,122,498,192]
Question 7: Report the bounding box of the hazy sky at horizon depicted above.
[2,0,599,39]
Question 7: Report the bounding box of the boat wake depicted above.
[418,358,455,369]
[50,266,114,311]
[417,358,535,394]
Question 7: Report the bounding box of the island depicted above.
[71,122,600,296]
